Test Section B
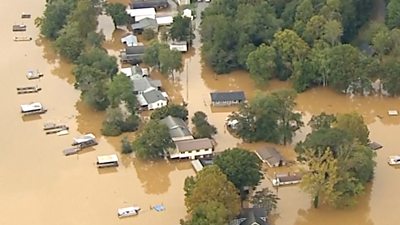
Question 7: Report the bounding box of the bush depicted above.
[121,136,133,154]
[142,28,156,40]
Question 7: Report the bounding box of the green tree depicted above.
[304,15,327,44]
[142,28,156,40]
[38,0,73,40]
[386,0,400,29]
[300,149,341,208]
[181,201,229,225]
[132,120,173,159]
[372,26,393,58]
[335,112,370,145]
[102,107,140,136]
[82,81,110,110]
[323,20,343,46]
[87,31,105,48]
[143,41,169,69]
[55,21,85,61]
[107,73,137,110]
[76,47,118,79]
[69,0,98,38]
[150,104,188,120]
[159,48,183,79]
[382,59,400,96]
[191,111,217,138]
[214,148,263,198]
[246,44,277,84]
[308,112,336,131]
[170,16,194,42]
[105,3,130,28]
[251,188,279,215]
[184,165,241,220]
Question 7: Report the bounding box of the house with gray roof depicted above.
[131,18,158,34]
[160,116,193,142]
[138,88,168,110]
[210,91,246,106]
[120,65,149,79]
[120,45,146,64]
[132,77,161,94]
[255,147,286,167]
[230,208,269,225]
[170,138,214,159]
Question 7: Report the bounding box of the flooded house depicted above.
[132,77,161,94]
[120,65,149,79]
[129,0,169,10]
[160,115,193,142]
[20,102,47,116]
[131,18,158,34]
[169,41,188,52]
[210,91,246,106]
[169,138,214,160]
[120,45,146,64]
[255,147,287,167]
[230,208,269,225]
[137,88,168,110]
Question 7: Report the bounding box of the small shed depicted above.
[210,91,245,106]
[121,34,138,46]
[255,147,286,167]
[169,41,188,52]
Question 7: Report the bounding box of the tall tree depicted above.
[251,188,279,215]
[37,0,73,40]
[107,73,136,110]
[55,21,85,61]
[382,59,400,96]
[105,3,130,28]
[184,165,241,220]
[300,149,341,208]
[191,111,217,138]
[246,44,277,84]
[132,120,173,159]
[386,0,400,29]
[159,48,183,79]
[181,201,229,225]
[214,148,263,198]
[169,16,194,42]
[150,104,188,121]
[335,112,369,145]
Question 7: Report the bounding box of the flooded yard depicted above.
[1,1,400,225]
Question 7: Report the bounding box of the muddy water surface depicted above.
[2,1,400,225]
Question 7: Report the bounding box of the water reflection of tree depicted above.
[293,187,373,225]
[132,158,173,195]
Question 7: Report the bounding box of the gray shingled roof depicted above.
[132,77,161,92]
[160,116,192,139]
[238,208,268,225]
[174,138,213,152]
[131,18,158,30]
[255,147,286,167]
[210,91,245,102]
[125,45,146,55]
[142,89,166,104]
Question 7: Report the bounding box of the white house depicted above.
[137,88,168,110]
[170,138,214,159]
[126,8,156,22]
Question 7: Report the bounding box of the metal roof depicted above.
[210,91,245,102]
[174,138,213,152]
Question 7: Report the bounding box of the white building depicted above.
[169,41,188,52]
[156,16,173,26]
[137,88,168,110]
[169,138,214,159]
[126,7,156,22]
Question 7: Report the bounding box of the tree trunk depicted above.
[313,195,319,208]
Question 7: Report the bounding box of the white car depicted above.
[388,155,400,165]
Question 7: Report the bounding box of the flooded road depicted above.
[1,1,400,225]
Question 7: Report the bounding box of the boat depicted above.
[12,24,26,31]
[14,36,32,41]
[72,133,98,148]
[26,70,44,80]
[96,154,119,168]
[21,13,31,19]
[57,130,69,136]
[117,206,141,218]
[45,126,69,135]
[43,122,67,130]
[388,155,400,165]
[16,85,41,94]
[20,102,47,116]
[272,173,302,187]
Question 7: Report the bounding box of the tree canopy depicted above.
[184,165,241,220]
[191,111,217,138]
[214,148,263,197]
[105,3,130,28]
[150,104,188,121]
[297,112,376,208]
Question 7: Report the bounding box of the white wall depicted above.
[148,100,167,110]
[170,148,213,160]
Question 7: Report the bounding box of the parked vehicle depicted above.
[388,155,400,165]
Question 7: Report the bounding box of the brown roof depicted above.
[174,138,214,152]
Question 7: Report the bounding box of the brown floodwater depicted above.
[2,1,400,225]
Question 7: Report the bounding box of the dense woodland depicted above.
[201,0,400,95]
